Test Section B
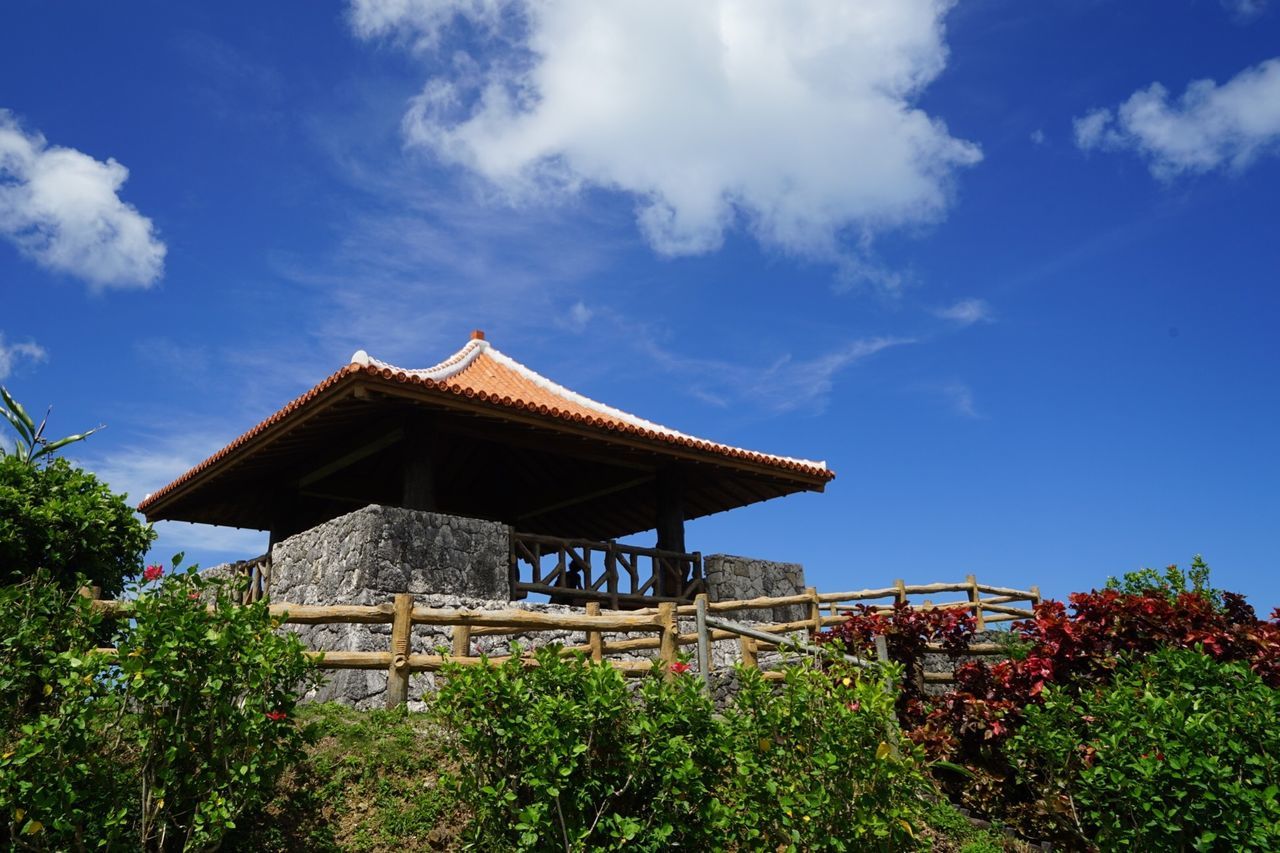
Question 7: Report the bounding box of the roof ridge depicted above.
[352,339,828,472]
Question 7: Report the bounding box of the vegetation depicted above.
[0,386,100,467]
[0,454,155,596]
[432,646,936,851]
[227,680,1016,852]
[817,558,1280,847]
[0,564,320,850]
[1012,647,1280,849]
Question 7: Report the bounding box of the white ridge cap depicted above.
[353,339,828,472]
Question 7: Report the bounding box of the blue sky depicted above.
[2,0,1278,610]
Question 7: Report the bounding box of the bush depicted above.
[721,661,929,851]
[1010,648,1280,850]
[0,455,155,597]
[0,563,321,850]
[431,647,929,852]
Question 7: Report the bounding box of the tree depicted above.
[0,386,153,595]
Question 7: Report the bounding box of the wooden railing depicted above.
[509,531,705,608]
[225,553,271,604]
[84,575,1041,707]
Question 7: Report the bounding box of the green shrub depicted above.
[0,573,124,842]
[0,454,155,597]
[432,648,929,852]
[1105,554,1222,607]
[722,662,928,851]
[0,563,322,850]
[1010,647,1280,850]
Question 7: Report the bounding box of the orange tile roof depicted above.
[137,332,833,513]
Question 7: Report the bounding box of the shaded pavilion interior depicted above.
[138,332,835,562]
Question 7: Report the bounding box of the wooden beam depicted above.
[297,427,404,488]
[517,474,655,523]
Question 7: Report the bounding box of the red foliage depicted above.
[816,602,975,721]
[819,586,1280,823]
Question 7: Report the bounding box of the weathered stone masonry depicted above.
[264,505,812,708]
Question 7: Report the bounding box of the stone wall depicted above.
[262,506,813,708]
[269,505,510,708]
[704,554,807,622]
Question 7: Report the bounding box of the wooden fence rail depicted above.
[85,576,1042,707]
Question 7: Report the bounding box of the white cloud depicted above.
[0,332,46,379]
[350,0,980,264]
[1074,58,1280,179]
[0,110,166,288]
[1030,129,1046,145]
[933,298,992,326]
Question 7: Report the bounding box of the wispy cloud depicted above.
[1222,0,1267,23]
[0,332,46,379]
[1074,57,1280,179]
[933,298,993,326]
[940,381,981,419]
[0,110,166,289]
[83,430,267,557]
[348,0,979,273]
[635,330,915,415]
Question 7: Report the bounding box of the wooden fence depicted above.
[85,575,1041,708]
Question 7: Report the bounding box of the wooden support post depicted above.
[894,578,907,607]
[77,585,100,601]
[695,593,711,692]
[586,601,604,663]
[655,469,686,596]
[806,586,821,636]
[386,593,413,710]
[967,573,985,631]
[402,427,436,512]
[873,634,890,664]
[657,601,677,678]
[451,624,472,658]
[1030,585,1042,607]
[739,635,758,670]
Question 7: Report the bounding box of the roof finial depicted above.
[470,329,486,341]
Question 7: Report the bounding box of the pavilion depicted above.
[138,331,834,605]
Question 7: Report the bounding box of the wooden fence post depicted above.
[657,601,677,678]
[451,624,472,658]
[967,573,985,631]
[739,636,758,670]
[77,585,100,601]
[806,586,821,635]
[893,578,907,607]
[1030,585,1042,607]
[586,601,604,663]
[386,593,413,710]
[695,593,711,692]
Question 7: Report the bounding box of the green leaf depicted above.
[1,386,35,434]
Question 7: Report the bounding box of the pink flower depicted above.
[846,701,861,712]
[266,710,287,722]
[142,565,163,583]
[669,661,692,675]
[188,591,201,600]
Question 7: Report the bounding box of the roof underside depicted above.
[138,338,834,540]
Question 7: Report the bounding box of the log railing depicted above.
[509,531,705,608]
[224,553,271,604]
[83,575,1041,707]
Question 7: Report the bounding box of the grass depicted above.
[224,703,465,852]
